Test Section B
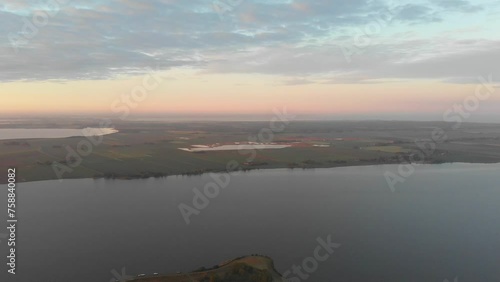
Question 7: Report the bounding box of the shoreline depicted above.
[4,161,499,185]
[126,255,285,282]
[0,127,118,141]
[3,121,500,185]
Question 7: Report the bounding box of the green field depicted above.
[1,119,500,184]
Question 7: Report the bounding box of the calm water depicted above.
[0,128,118,140]
[1,164,499,282]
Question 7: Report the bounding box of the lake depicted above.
[0,128,118,140]
[0,163,499,282]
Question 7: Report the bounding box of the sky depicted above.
[0,0,499,121]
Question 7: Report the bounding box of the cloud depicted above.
[393,4,441,23]
[0,0,497,82]
[434,0,483,13]
[281,78,316,85]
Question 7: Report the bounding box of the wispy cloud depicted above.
[0,0,498,83]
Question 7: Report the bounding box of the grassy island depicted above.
[126,255,285,282]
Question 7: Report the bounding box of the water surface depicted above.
[0,164,499,282]
[0,128,118,140]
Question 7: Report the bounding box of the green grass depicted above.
[1,120,500,183]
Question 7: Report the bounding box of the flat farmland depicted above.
[1,120,499,183]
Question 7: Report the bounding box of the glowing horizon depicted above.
[1,0,499,121]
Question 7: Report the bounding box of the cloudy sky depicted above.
[1,0,499,120]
